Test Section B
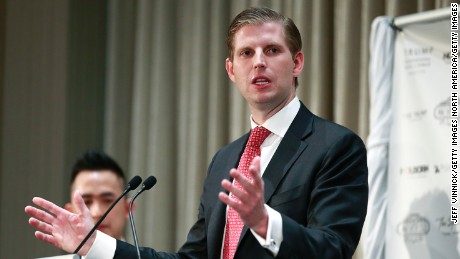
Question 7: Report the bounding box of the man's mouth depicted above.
[252,76,271,86]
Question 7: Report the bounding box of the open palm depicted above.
[25,191,95,255]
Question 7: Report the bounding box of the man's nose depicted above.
[90,203,104,219]
[253,51,266,69]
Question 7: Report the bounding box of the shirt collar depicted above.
[250,96,300,138]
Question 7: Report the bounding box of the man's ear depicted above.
[64,202,73,212]
[292,51,304,77]
[225,58,236,82]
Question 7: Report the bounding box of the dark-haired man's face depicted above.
[65,170,128,240]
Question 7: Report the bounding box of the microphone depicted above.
[73,175,142,254]
[129,175,157,259]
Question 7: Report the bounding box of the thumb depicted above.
[250,156,261,172]
[73,190,89,215]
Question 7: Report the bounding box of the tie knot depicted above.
[247,126,271,147]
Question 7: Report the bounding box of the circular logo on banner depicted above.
[397,213,430,243]
[434,97,451,126]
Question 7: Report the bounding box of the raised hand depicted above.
[218,156,268,237]
[24,190,96,255]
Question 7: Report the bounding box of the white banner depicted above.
[386,7,459,259]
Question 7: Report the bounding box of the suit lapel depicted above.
[263,130,308,202]
[263,104,314,201]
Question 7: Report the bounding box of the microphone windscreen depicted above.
[143,176,157,190]
[128,176,143,190]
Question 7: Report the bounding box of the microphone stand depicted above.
[129,191,142,259]
[128,176,157,259]
[73,176,142,254]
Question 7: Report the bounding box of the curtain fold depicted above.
[104,0,136,167]
[103,0,454,256]
[334,0,362,130]
[305,0,334,119]
[176,0,212,246]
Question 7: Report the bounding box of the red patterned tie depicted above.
[222,126,271,259]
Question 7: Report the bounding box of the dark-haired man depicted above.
[64,150,129,240]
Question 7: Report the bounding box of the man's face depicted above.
[226,22,304,120]
[66,170,128,240]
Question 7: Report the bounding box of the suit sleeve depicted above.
[277,131,368,259]
[114,208,207,259]
[113,200,208,259]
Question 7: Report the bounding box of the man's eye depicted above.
[84,200,92,206]
[241,50,251,56]
[268,48,279,53]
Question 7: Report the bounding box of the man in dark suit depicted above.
[25,7,368,259]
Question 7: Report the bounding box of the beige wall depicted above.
[0,1,107,257]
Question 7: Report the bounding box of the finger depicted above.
[25,206,56,224]
[221,179,246,196]
[218,191,230,205]
[220,179,233,192]
[230,168,252,187]
[29,217,54,234]
[32,197,64,216]
[218,191,241,209]
[230,168,258,194]
[221,178,246,200]
[250,156,261,171]
[223,170,250,197]
[248,156,261,180]
[25,205,38,217]
[247,157,263,189]
[73,190,89,215]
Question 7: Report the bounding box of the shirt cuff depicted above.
[82,230,116,259]
[250,204,283,256]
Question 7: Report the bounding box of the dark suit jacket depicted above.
[115,103,368,259]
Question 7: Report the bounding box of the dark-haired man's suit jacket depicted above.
[115,103,368,259]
